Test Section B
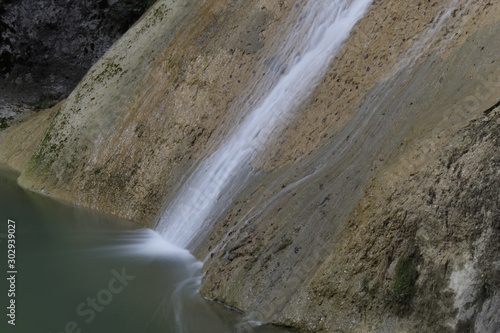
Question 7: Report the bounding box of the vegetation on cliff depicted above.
[0,0,498,332]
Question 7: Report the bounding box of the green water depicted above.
[0,169,292,333]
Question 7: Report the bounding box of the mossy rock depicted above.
[387,255,419,316]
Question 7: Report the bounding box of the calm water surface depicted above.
[0,169,292,333]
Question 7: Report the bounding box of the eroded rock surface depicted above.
[0,0,153,125]
[0,0,498,331]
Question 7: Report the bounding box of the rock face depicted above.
[0,0,499,332]
[270,106,499,332]
[9,0,298,224]
[0,0,153,123]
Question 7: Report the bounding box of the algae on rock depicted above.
[0,0,499,332]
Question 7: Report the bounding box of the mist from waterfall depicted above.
[157,0,373,248]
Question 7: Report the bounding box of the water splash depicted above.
[112,228,197,259]
[157,0,373,248]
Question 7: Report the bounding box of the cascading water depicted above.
[157,0,373,248]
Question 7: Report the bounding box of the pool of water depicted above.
[0,168,293,333]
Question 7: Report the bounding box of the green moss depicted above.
[0,116,13,129]
[29,110,66,172]
[93,59,123,83]
[31,132,55,171]
[387,255,418,316]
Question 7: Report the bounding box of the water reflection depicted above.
[0,169,292,333]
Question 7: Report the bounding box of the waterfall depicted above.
[157,0,373,248]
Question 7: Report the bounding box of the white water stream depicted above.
[157,0,373,247]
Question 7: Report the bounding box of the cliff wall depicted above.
[0,0,498,331]
[197,2,499,330]
[12,0,302,223]
[0,0,153,126]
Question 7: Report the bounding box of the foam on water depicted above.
[88,228,197,260]
[135,229,199,259]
